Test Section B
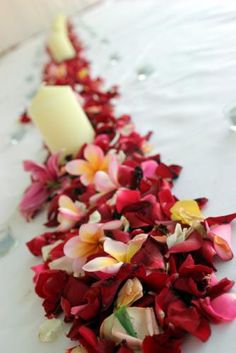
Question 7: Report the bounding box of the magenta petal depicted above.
[23,160,48,182]
[19,182,48,219]
[46,153,60,179]
[141,160,158,178]
[211,293,236,322]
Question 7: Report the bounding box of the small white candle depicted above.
[47,31,76,63]
[28,85,95,157]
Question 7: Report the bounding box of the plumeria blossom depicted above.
[206,223,233,261]
[64,220,122,260]
[57,195,87,231]
[20,154,61,219]
[83,234,147,274]
[170,199,204,226]
[66,144,110,186]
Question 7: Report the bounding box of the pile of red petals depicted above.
[20,19,236,353]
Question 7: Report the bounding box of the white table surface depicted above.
[0,0,236,352]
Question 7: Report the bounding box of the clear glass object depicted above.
[0,223,17,258]
[227,106,236,131]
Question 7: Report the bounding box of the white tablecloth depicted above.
[0,1,236,352]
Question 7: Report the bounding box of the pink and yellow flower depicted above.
[64,220,122,260]
[57,195,87,231]
[83,234,147,274]
[66,144,109,186]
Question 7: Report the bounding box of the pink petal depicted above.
[102,220,122,230]
[209,224,233,260]
[141,160,158,178]
[211,224,232,246]
[94,171,116,193]
[211,293,236,321]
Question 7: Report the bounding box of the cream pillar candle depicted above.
[28,85,95,157]
[52,14,67,33]
[47,31,76,63]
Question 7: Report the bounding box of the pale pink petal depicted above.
[72,257,86,277]
[71,304,87,316]
[209,224,233,261]
[213,236,233,261]
[108,155,120,185]
[49,256,73,274]
[57,214,76,231]
[64,236,81,258]
[211,224,232,246]
[102,220,122,230]
[104,238,128,262]
[211,293,236,321]
[83,257,122,274]
[84,144,104,169]
[66,160,91,177]
[94,171,116,193]
[141,160,158,178]
[58,195,81,220]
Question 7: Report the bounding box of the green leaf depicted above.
[114,306,137,337]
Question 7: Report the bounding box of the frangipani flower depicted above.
[207,223,233,261]
[66,144,109,186]
[83,234,147,274]
[57,195,87,231]
[100,306,159,349]
[170,200,204,226]
[64,221,122,260]
[116,278,143,308]
[94,154,120,193]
